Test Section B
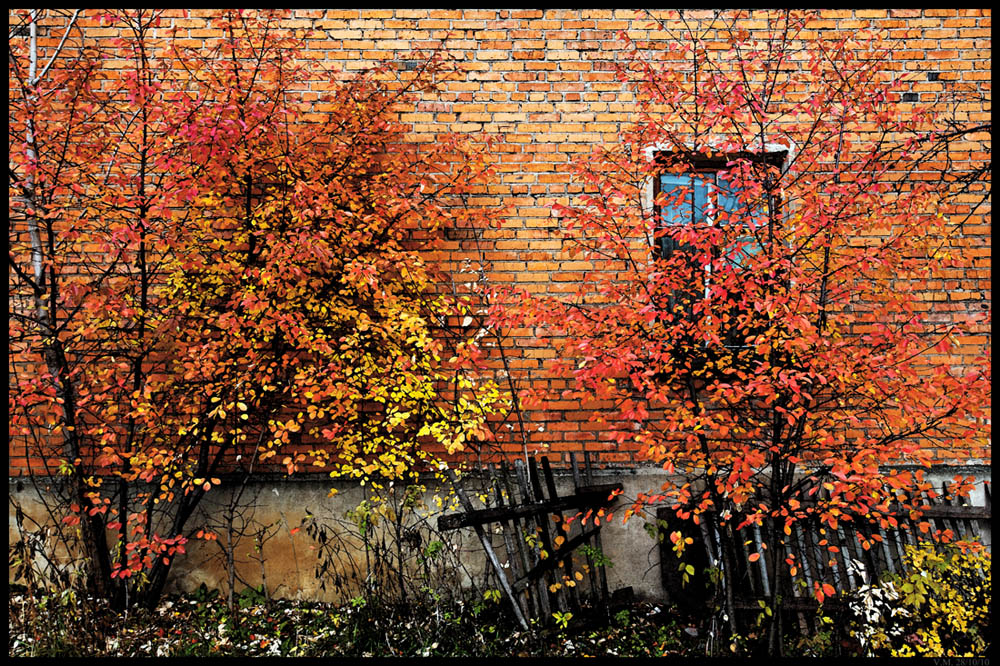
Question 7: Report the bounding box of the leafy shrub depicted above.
[11,582,707,658]
[848,540,990,657]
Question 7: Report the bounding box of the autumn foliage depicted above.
[490,13,990,653]
[9,10,502,607]
[7,9,990,649]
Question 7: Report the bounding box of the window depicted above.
[653,152,786,346]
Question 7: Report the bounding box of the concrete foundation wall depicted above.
[9,467,672,603]
[9,464,990,605]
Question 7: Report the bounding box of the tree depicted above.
[9,9,502,609]
[491,11,990,655]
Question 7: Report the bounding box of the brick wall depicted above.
[9,9,991,473]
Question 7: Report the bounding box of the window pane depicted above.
[715,171,762,268]
[714,173,740,224]
[659,173,710,226]
[659,173,710,260]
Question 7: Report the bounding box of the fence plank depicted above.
[489,463,530,614]
[541,457,581,609]
[442,465,529,630]
[437,483,622,530]
[570,452,601,604]
[585,451,611,609]
[500,460,540,619]
[514,458,551,621]
[529,457,567,613]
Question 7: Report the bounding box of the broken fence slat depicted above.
[514,459,551,620]
[528,457,567,613]
[584,451,612,608]
[511,526,602,593]
[571,453,602,604]
[489,463,527,599]
[436,483,623,531]
[541,456,581,609]
[441,465,529,631]
[499,460,540,619]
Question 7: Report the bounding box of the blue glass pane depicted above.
[714,174,741,225]
[730,234,761,269]
[715,171,762,267]
[659,173,710,226]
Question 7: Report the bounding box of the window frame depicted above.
[651,150,787,347]
[651,152,786,246]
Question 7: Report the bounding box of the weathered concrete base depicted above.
[162,468,675,603]
[9,463,990,605]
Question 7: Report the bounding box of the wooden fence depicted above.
[438,453,621,629]
[658,479,991,632]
